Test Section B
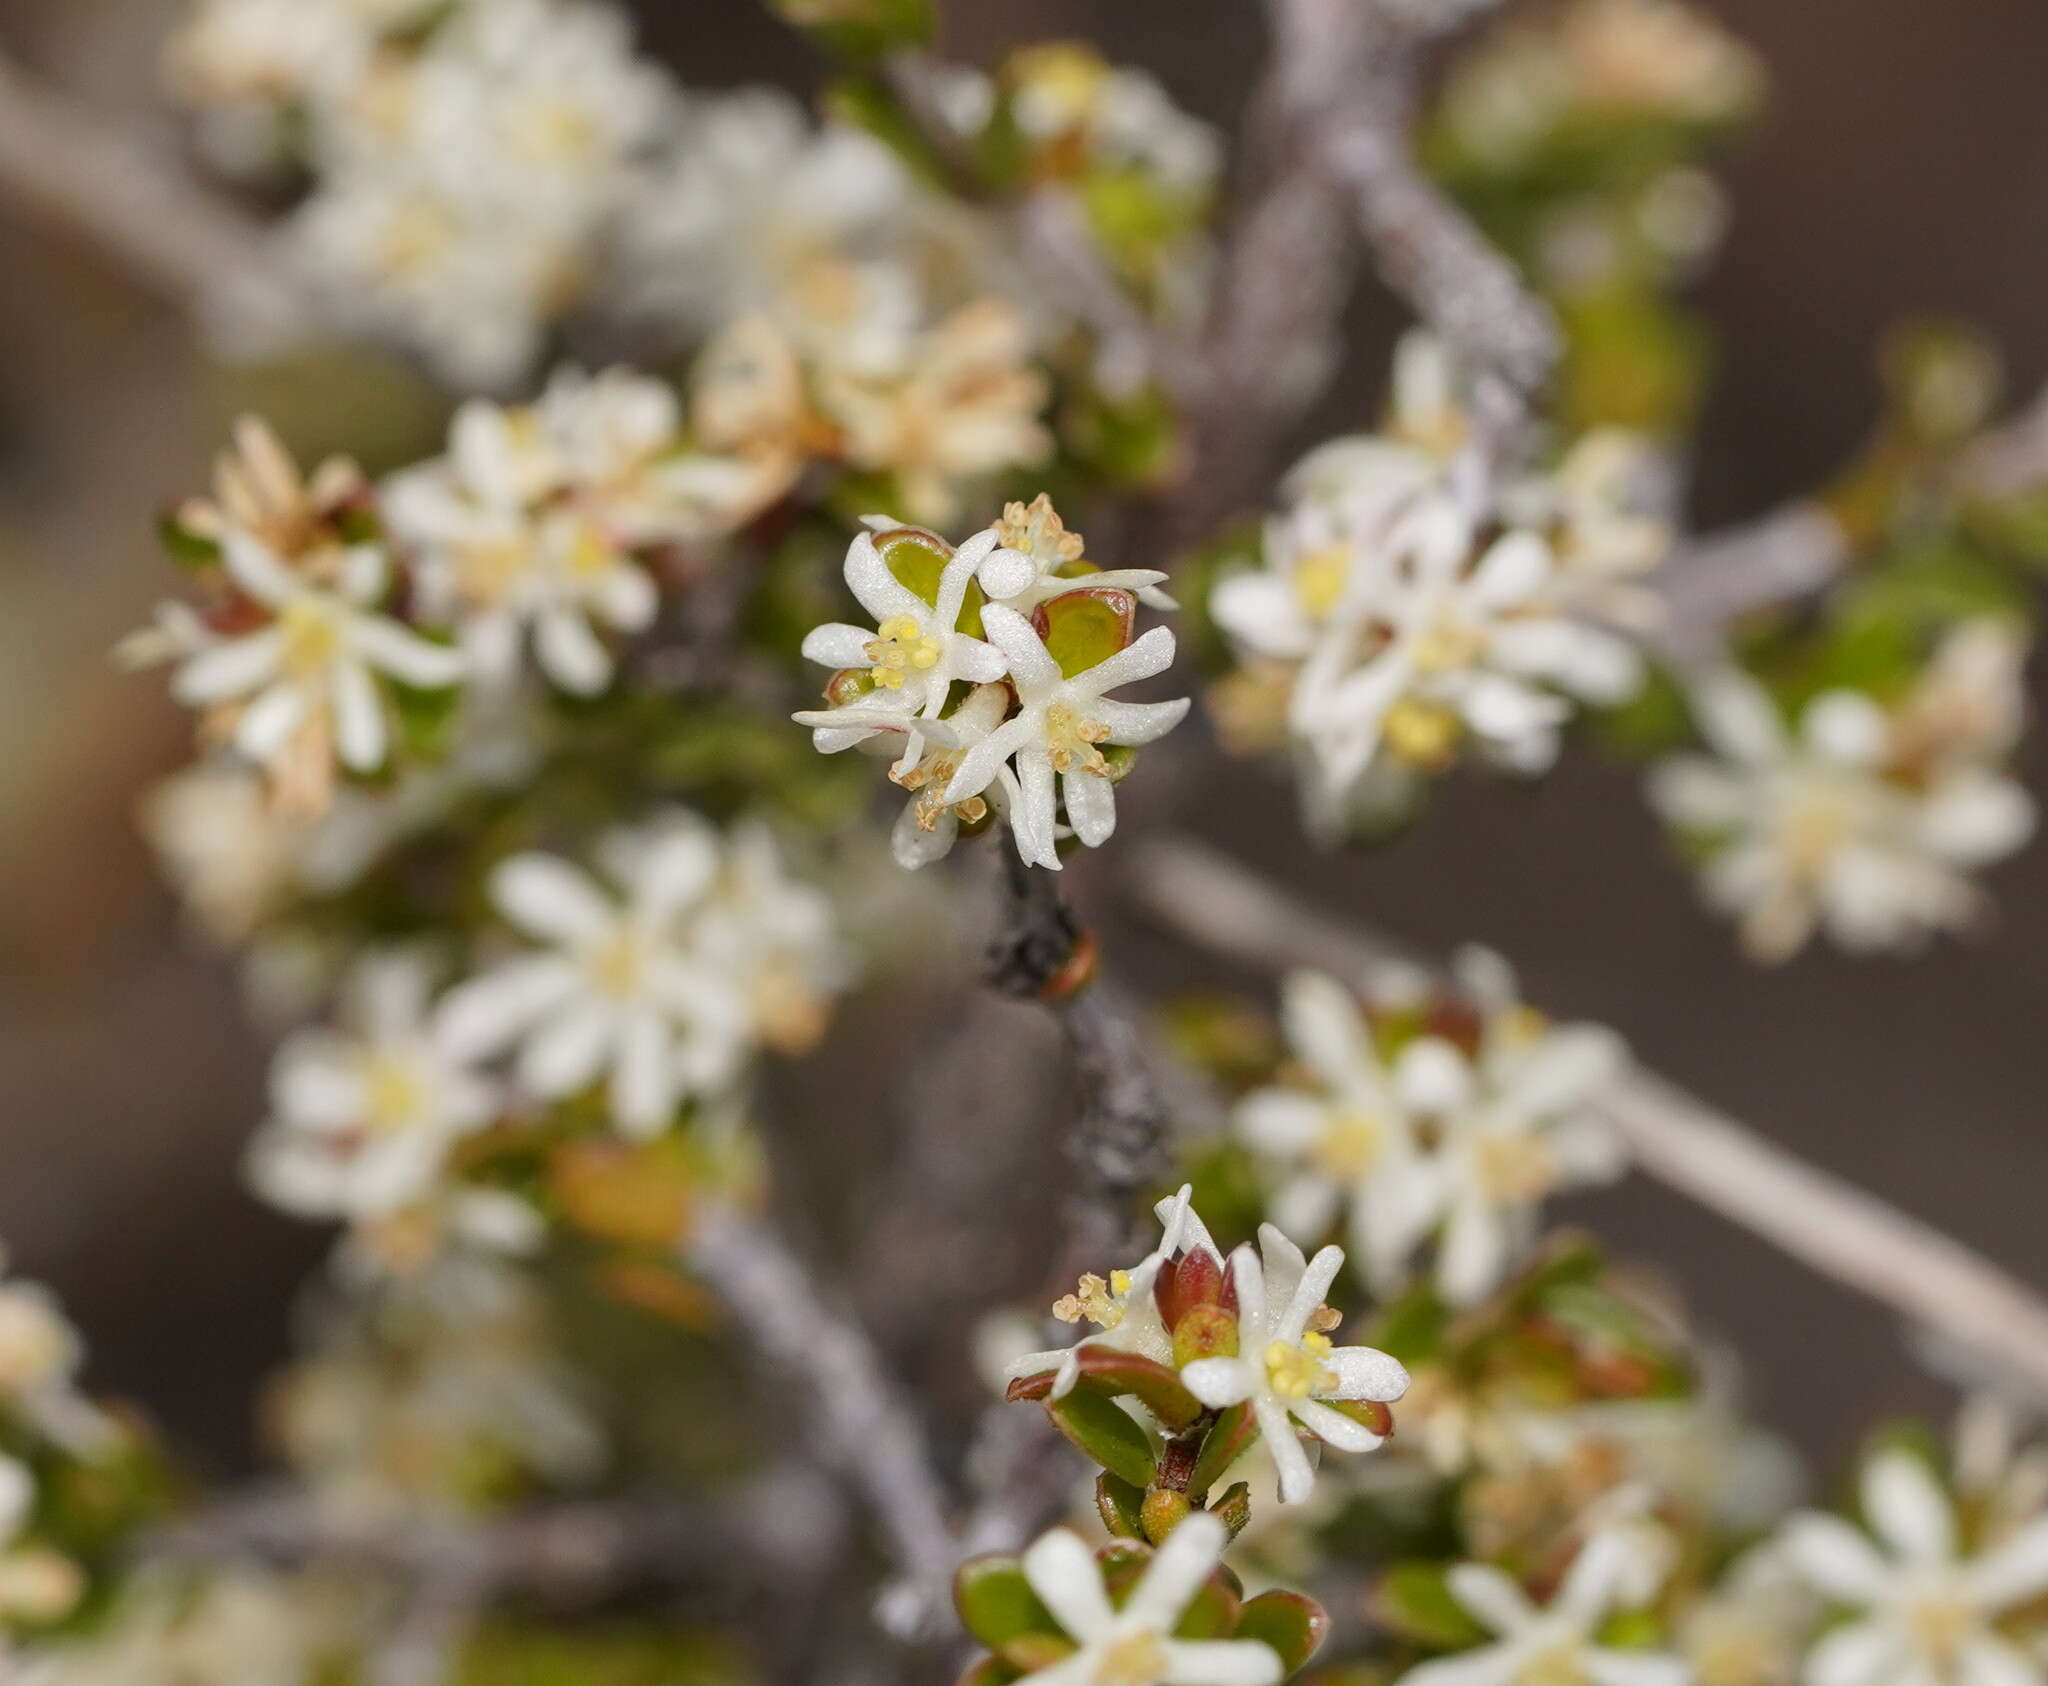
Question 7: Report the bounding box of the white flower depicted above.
[385,376,681,695]
[0,1255,107,1455]
[248,952,498,1224]
[1178,1226,1410,1506]
[690,820,848,1058]
[1014,1513,1282,1686]
[1398,1532,1687,1686]
[943,602,1189,869]
[877,682,1020,870]
[1648,661,2035,962]
[619,89,917,349]
[796,524,1009,759]
[1004,1186,1223,1400]
[978,493,1176,615]
[435,814,746,1136]
[162,531,465,780]
[1240,958,1624,1308]
[1234,971,1442,1294]
[1778,1449,2048,1686]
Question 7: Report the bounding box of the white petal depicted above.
[517,1003,613,1098]
[1805,1620,1896,1686]
[331,660,385,771]
[1965,1516,2048,1611]
[1125,1510,1226,1630]
[800,622,875,670]
[1803,691,1890,767]
[1394,1645,1521,1686]
[234,681,312,762]
[221,529,302,606]
[1445,1563,1534,1636]
[1181,1357,1253,1410]
[1076,624,1176,694]
[1393,1037,1475,1113]
[1156,1639,1284,1686]
[1020,1528,1114,1642]
[1291,1396,1384,1453]
[434,958,580,1059]
[1063,768,1117,848]
[1280,973,1382,1099]
[942,712,1037,804]
[493,855,614,945]
[172,628,284,705]
[1583,1653,1689,1686]
[1093,696,1191,746]
[843,531,923,622]
[611,1013,676,1138]
[352,619,466,688]
[1257,1396,1315,1505]
[1279,1244,1345,1344]
[1235,1090,1327,1156]
[1779,1514,1890,1603]
[1010,748,1060,869]
[1862,1450,1954,1563]
[536,607,615,695]
[1436,1198,1510,1308]
[978,544,1039,602]
[979,602,1063,693]
[1325,1345,1411,1403]
[1955,1637,2041,1686]
[1467,530,1552,609]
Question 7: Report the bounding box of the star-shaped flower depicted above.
[942,602,1189,869]
[1177,1226,1410,1506]
[1013,1514,1282,1686]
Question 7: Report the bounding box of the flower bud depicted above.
[1140,1487,1193,1545]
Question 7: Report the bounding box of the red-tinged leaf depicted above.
[1005,1369,1056,1403]
[1071,1346,1203,1430]
[1173,1569,1241,1640]
[1098,1540,1152,1606]
[1096,1470,1147,1539]
[956,1655,1020,1686]
[1235,1590,1331,1675]
[996,1633,1076,1673]
[954,1556,1057,1648]
[1209,1480,1251,1541]
[1047,1391,1158,1489]
[1186,1402,1258,1500]
[1033,587,1136,678]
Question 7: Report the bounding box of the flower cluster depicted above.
[626,90,1054,526]
[1649,621,2036,961]
[127,371,778,818]
[168,0,675,386]
[1005,1190,1410,1526]
[1235,957,1626,1309]
[1211,337,1664,833]
[245,809,842,1257]
[796,500,1190,869]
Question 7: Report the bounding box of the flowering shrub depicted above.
[5,0,2048,1680]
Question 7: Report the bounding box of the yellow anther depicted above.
[277,598,345,679]
[865,615,943,688]
[1383,696,1462,768]
[1291,548,1351,620]
[1045,703,1112,777]
[1052,1273,1124,1329]
[1264,1339,1331,1401]
[1308,1304,1343,1336]
[1302,1330,1334,1359]
[1313,1110,1384,1180]
[1412,616,1488,674]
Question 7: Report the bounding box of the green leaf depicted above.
[956,1656,1021,1686]
[1034,587,1135,678]
[1173,1568,1242,1641]
[876,526,987,636]
[954,1556,1058,1649]
[1371,1562,1490,1651]
[1095,1471,1147,1539]
[1047,1391,1158,1489]
[770,0,935,59]
[1186,1402,1258,1500]
[1235,1590,1331,1676]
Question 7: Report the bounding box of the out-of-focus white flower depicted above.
[1007,44,1223,203]
[284,0,674,388]
[1397,1531,1687,1686]
[1778,1448,2048,1686]
[275,1254,601,1523]
[154,531,465,794]
[248,952,498,1225]
[692,820,848,1060]
[1956,1396,2048,1553]
[1177,1226,1411,1506]
[1240,956,1625,1308]
[0,1252,108,1456]
[385,370,723,695]
[141,764,309,944]
[619,89,917,349]
[1011,1514,1282,1686]
[1004,1186,1222,1401]
[1648,643,2034,962]
[1680,1544,1818,1686]
[435,813,741,1137]
[943,602,1188,870]
[818,299,1052,527]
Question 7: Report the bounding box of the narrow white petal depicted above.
[1156,1639,1284,1686]
[1063,768,1117,848]
[1291,1396,1384,1454]
[517,1003,613,1098]
[1862,1450,1955,1564]
[1181,1357,1254,1410]
[1257,1396,1315,1504]
[536,607,615,695]
[1326,1344,1411,1403]
[172,629,284,705]
[800,622,875,670]
[352,619,466,688]
[1445,1563,1535,1636]
[492,855,615,945]
[1779,1514,1890,1603]
[331,660,386,772]
[234,682,311,762]
[1020,1528,1114,1642]
[1805,1620,1896,1686]
[1124,1510,1226,1630]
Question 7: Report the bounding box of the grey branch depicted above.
[685,1204,959,1636]
[985,849,1173,1263]
[1122,834,2048,1400]
[0,45,302,332]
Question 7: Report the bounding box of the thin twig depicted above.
[1121,834,2048,1400]
[685,1204,959,1637]
[0,45,302,330]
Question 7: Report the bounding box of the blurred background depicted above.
[1,0,2045,1481]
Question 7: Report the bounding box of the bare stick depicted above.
[0,47,301,328]
[1121,834,2048,1398]
[984,848,1172,1262]
[685,1204,959,1635]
